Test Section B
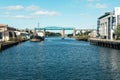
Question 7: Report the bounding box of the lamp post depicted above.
[4,26,5,42]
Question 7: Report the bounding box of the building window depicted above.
[117,15,120,25]
[14,32,17,37]
[9,32,13,37]
[0,32,2,39]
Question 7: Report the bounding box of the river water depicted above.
[0,37,120,80]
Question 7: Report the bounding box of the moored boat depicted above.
[30,31,44,42]
[30,36,44,42]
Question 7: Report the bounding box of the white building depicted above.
[15,31,30,40]
[89,30,97,38]
[0,24,17,41]
[97,7,120,40]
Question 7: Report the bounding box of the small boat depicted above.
[30,36,44,42]
[30,31,44,42]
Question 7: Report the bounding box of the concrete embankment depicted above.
[0,40,27,50]
[89,38,120,49]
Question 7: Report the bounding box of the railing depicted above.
[35,27,74,30]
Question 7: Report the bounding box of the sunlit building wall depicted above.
[97,7,120,40]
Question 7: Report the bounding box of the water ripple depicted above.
[0,38,120,80]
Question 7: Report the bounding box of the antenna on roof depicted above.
[38,22,40,28]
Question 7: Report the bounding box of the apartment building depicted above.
[97,7,120,40]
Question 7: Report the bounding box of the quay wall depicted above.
[89,38,120,49]
[0,41,19,50]
[0,40,27,51]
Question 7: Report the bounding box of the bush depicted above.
[115,25,120,39]
[76,35,89,41]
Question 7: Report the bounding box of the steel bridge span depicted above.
[35,26,95,39]
[35,26,75,39]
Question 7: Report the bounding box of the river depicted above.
[0,37,120,80]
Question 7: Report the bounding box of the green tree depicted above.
[45,31,61,36]
[67,34,73,37]
[115,25,120,38]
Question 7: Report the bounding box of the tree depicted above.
[45,31,61,37]
[115,25,120,38]
[67,34,73,37]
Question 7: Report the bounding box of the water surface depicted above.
[0,37,120,80]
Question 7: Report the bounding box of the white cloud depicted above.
[6,15,35,19]
[12,15,29,19]
[0,14,35,19]
[33,10,59,16]
[5,5,24,10]
[1,5,40,11]
[0,5,60,19]
[26,5,40,11]
[95,3,107,8]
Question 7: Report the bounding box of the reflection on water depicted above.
[0,37,120,80]
[99,48,120,79]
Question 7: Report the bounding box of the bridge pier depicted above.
[73,29,76,37]
[43,29,46,37]
[61,29,65,39]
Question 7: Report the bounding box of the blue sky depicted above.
[0,0,120,30]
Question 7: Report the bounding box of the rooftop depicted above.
[98,12,112,19]
[0,24,8,27]
[0,24,16,30]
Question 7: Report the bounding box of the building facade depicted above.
[0,24,17,41]
[89,30,97,38]
[97,7,120,40]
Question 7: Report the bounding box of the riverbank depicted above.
[0,40,27,51]
[75,35,89,41]
[89,38,120,49]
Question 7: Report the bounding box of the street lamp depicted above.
[4,25,5,42]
